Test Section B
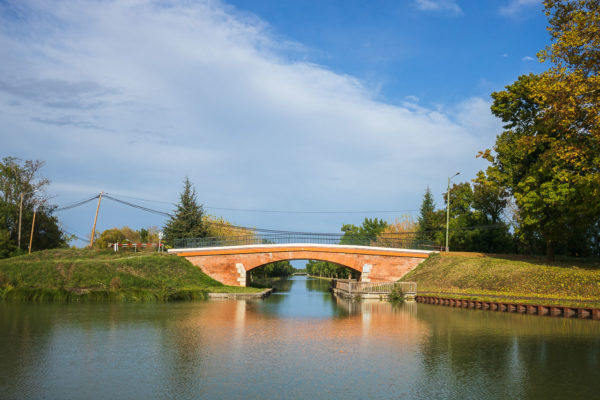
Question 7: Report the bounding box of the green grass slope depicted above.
[401,252,600,308]
[0,249,261,301]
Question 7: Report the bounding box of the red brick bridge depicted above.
[168,244,434,286]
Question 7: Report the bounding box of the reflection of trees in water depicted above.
[305,277,331,292]
[248,277,293,291]
[414,305,600,399]
[0,304,56,396]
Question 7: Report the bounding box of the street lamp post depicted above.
[445,172,460,252]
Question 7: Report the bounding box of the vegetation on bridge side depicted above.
[0,248,262,302]
[401,252,600,308]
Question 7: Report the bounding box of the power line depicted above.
[104,191,420,214]
[54,194,100,212]
[105,192,176,206]
[103,194,173,218]
[51,192,505,237]
[203,206,419,214]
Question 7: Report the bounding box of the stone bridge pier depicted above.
[168,244,433,286]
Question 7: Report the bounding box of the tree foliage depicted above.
[203,214,256,241]
[374,215,419,248]
[487,72,598,257]
[305,260,358,279]
[95,226,162,249]
[163,177,208,245]
[417,187,441,242]
[0,157,66,257]
[340,218,388,245]
[534,0,600,139]
[247,260,295,279]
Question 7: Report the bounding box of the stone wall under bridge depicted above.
[168,244,434,286]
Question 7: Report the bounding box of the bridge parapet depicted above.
[174,233,438,251]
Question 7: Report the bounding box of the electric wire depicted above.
[203,206,419,214]
[54,194,100,212]
[103,194,173,218]
[50,192,506,237]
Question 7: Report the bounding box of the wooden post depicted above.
[89,192,103,248]
[28,208,36,254]
[17,193,23,249]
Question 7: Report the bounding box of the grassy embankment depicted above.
[401,252,600,308]
[0,248,262,302]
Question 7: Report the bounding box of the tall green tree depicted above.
[486,73,597,258]
[0,157,66,257]
[417,187,441,243]
[163,177,208,245]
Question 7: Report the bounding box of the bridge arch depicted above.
[169,244,432,286]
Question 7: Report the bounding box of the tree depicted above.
[472,170,509,224]
[487,73,597,258]
[417,187,441,243]
[305,260,357,279]
[340,218,388,245]
[0,157,66,257]
[248,260,295,279]
[374,215,418,248]
[163,177,208,245]
[534,0,600,139]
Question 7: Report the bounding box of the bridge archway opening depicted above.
[246,258,360,281]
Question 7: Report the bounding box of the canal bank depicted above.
[0,249,262,302]
[401,252,600,309]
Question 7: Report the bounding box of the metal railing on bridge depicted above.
[173,233,438,251]
[331,279,417,298]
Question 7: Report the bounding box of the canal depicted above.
[1,276,599,399]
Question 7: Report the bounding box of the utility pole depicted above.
[28,206,37,254]
[445,172,460,252]
[17,193,23,249]
[90,192,103,248]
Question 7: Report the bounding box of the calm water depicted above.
[1,276,599,400]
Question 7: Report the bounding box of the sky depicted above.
[0,0,550,245]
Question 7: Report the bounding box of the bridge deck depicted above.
[168,243,434,257]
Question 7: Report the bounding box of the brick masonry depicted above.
[171,245,432,286]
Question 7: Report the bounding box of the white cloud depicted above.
[521,55,535,61]
[500,0,541,16]
[0,0,498,235]
[415,0,462,14]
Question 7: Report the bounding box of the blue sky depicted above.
[0,0,550,244]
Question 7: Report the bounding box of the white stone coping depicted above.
[168,242,436,255]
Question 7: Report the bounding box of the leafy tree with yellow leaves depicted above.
[478,1,600,259]
[534,0,600,138]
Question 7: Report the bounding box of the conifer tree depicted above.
[417,187,437,242]
[163,177,208,245]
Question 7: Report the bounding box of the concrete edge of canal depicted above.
[416,295,600,320]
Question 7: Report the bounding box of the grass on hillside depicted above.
[0,248,262,301]
[401,252,600,308]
